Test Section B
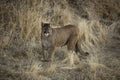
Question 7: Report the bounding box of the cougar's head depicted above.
[41,22,52,37]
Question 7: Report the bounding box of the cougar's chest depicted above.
[41,35,52,49]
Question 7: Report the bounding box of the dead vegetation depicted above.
[0,0,120,80]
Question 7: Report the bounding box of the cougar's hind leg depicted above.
[67,34,79,66]
[76,41,89,58]
[67,33,78,51]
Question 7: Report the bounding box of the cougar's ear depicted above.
[45,23,51,28]
[48,23,50,27]
[41,22,44,27]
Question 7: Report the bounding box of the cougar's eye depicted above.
[44,31,46,33]
[43,29,47,33]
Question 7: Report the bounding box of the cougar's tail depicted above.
[75,41,89,57]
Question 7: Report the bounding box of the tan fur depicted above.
[41,23,88,62]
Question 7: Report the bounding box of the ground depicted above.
[0,0,120,80]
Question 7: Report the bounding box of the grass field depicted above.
[0,0,120,80]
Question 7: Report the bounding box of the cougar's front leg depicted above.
[48,46,55,62]
[41,47,49,62]
[41,44,50,62]
[43,50,49,61]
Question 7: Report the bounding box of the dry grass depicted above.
[0,0,120,80]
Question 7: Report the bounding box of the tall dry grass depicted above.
[0,0,120,80]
